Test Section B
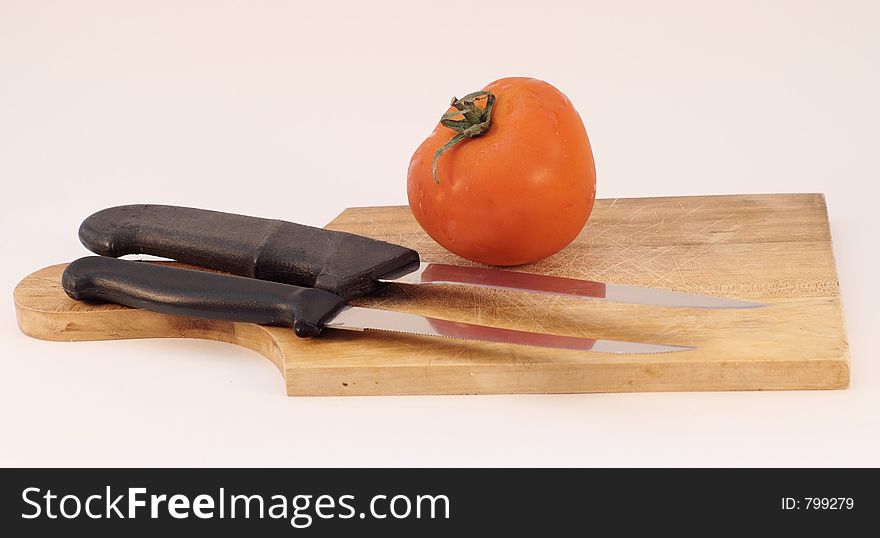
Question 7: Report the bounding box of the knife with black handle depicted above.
[78,204,419,300]
[78,204,763,308]
[61,256,693,353]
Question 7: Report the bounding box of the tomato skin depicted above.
[407,77,596,266]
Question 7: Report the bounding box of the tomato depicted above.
[407,77,596,266]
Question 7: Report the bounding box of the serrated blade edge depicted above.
[324,306,694,354]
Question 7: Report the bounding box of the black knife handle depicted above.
[61,256,348,337]
[78,205,420,299]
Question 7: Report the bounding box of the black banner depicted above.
[0,468,874,535]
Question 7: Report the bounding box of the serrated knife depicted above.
[62,257,692,354]
[77,205,763,309]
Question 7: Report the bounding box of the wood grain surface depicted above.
[14,193,849,396]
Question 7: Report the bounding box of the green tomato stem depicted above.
[432,90,496,184]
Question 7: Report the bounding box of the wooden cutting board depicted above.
[14,193,849,396]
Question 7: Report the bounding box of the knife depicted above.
[77,205,763,308]
[61,256,693,354]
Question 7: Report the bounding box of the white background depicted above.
[1,0,877,466]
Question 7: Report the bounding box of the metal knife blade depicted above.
[323,306,694,354]
[378,262,764,309]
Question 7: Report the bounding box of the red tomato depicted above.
[407,77,596,266]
